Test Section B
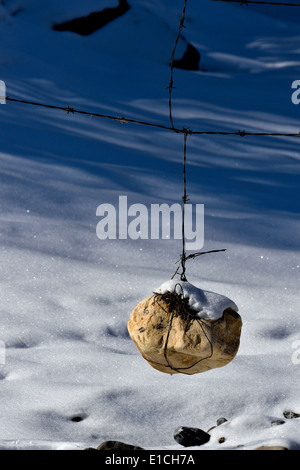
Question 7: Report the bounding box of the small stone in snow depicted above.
[174,427,210,447]
[97,441,144,450]
[271,420,285,427]
[71,416,84,422]
[283,410,300,419]
[255,446,288,451]
[217,417,228,426]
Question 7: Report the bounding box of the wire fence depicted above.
[4,0,300,279]
[5,96,300,139]
[4,0,300,139]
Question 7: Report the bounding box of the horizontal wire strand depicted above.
[5,97,300,138]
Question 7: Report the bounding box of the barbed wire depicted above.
[210,0,300,6]
[168,0,188,130]
[167,1,230,281]
[171,249,227,279]
[5,97,300,138]
[4,0,300,281]
[166,0,191,281]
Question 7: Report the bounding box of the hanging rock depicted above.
[174,426,211,447]
[128,281,242,375]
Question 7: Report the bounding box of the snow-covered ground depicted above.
[0,0,299,451]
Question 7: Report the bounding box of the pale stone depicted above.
[128,293,242,375]
[255,446,288,451]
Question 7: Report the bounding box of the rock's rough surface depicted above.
[283,410,300,419]
[217,417,228,426]
[97,441,144,451]
[128,292,242,375]
[174,426,211,447]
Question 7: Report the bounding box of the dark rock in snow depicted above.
[71,416,84,423]
[174,426,210,447]
[271,420,285,427]
[173,44,200,71]
[207,417,228,433]
[217,417,228,426]
[283,410,300,419]
[53,0,130,36]
[97,440,144,450]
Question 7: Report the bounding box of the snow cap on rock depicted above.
[155,279,238,321]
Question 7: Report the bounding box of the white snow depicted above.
[154,279,238,320]
[0,0,299,451]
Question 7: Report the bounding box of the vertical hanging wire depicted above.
[168,0,188,130]
[168,1,227,282]
[167,0,190,281]
[181,131,189,281]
